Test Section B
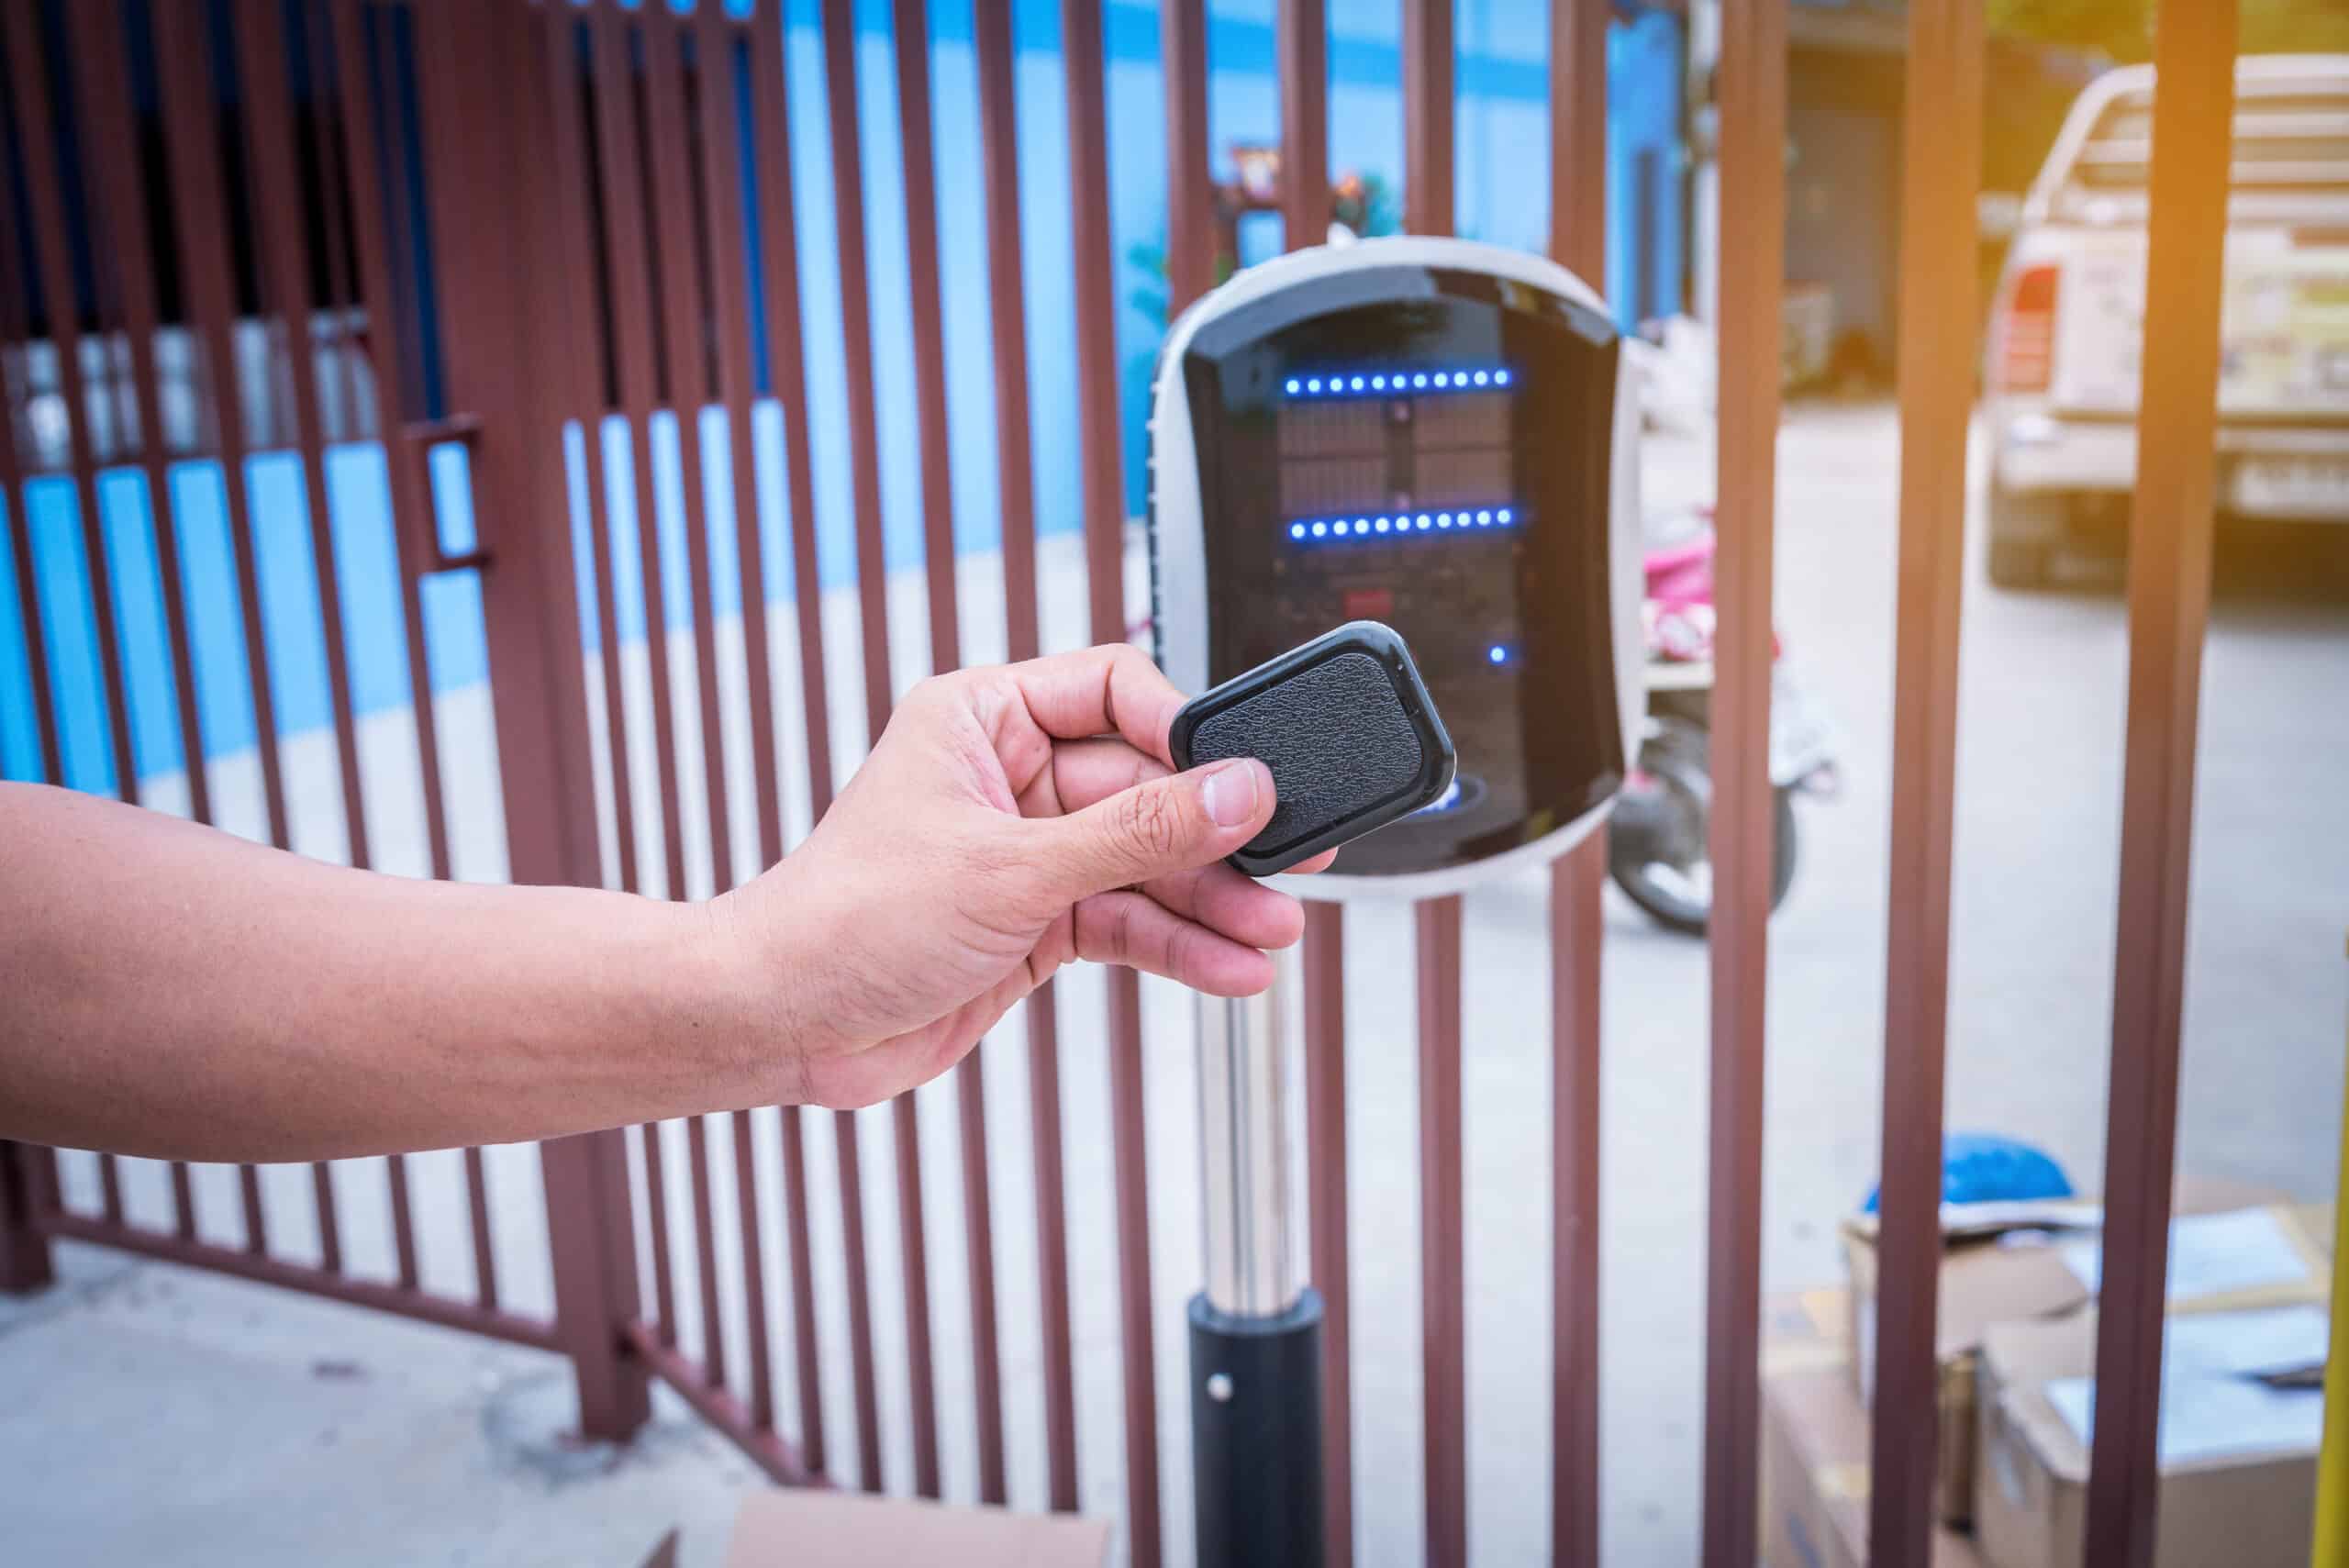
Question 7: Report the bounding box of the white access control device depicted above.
[1145,235,1644,899]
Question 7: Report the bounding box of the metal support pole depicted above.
[1191,948,1325,1568]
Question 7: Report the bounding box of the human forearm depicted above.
[0,783,783,1161]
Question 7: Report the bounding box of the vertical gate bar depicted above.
[1301,902,1353,1565]
[1277,0,1328,258]
[0,4,138,814]
[230,0,374,875]
[696,7,784,873]
[325,0,455,1294]
[1417,895,1468,1568]
[955,1040,1008,1502]
[169,1163,197,1243]
[1402,14,1464,1568]
[1162,0,1212,313]
[697,2,782,1438]
[0,51,63,784]
[534,0,639,894]
[746,0,836,824]
[0,1141,54,1293]
[890,0,1009,1503]
[64,1,213,832]
[1278,14,1343,1551]
[239,1165,268,1256]
[746,0,833,1473]
[880,0,957,1504]
[463,1145,499,1310]
[149,0,292,851]
[1549,7,1609,1564]
[328,0,458,886]
[1064,1,1163,1559]
[298,0,366,455]
[0,321,64,787]
[1701,1,1786,1563]
[234,0,392,1266]
[834,1106,886,1491]
[1549,844,1603,1567]
[542,1130,655,1440]
[974,0,1078,1510]
[818,0,922,1496]
[729,1107,776,1430]
[640,5,735,899]
[588,0,692,902]
[2086,4,2238,1562]
[386,1154,421,1289]
[1401,0,1453,239]
[1868,0,1983,1562]
[150,0,293,1249]
[894,0,960,682]
[312,1164,344,1275]
[775,1106,828,1470]
[640,1121,680,1343]
[684,1114,728,1388]
[427,0,617,889]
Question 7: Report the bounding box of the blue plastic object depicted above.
[1861,1133,2074,1214]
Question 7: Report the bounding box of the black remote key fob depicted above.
[1167,620,1456,877]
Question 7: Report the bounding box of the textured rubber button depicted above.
[1170,621,1455,876]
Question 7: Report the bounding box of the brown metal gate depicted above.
[0,2,2252,1566]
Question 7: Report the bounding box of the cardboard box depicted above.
[635,1488,1113,1568]
[1839,1180,2318,1528]
[1976,1306,2326,1568]
[1761,1358,1982,1568]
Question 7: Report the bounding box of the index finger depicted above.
[997,644,1186,765]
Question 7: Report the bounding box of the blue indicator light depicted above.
[1413,373,1429,389]
[1375,517,1391,533]
[1495,368,1512,386]
[1311,521,1328,538]
[1286,378,1300,394]
[1432,373,1451,388]
[1371,374,1386,391]
[1488,645,1508,665]
[1473,371,1490,386]
[1349,376,1364,391]
[1289,522,1306,539]
[1416,514,1432,531]
[1308,378,1323,393]
[1476,509,1493,526]
[1499,507,1514,524]
[1437,512,1453,528]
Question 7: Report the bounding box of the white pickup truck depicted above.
[1985,55,2349,587]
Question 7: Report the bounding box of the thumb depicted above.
[1041,757,1276,899]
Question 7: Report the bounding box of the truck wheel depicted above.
[1987,539,2053,589]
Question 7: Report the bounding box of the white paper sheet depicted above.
[2060,1207,2308,1302]
[2164,1305,2331,1380]
[2045,1371,2324,1467]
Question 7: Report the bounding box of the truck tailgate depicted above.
[2050,227,2349,420]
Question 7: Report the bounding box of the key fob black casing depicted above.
[1168,620,1456,877]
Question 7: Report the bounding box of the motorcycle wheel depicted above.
[1608,715,1798,937]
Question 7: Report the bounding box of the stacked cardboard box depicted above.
[1762,1286,1982,1568]
[1976,1304,2325,1568]
[1810,1182,2334,1568]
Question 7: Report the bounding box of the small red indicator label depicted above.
[1343,588,1395,619]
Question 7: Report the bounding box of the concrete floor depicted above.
[6,403,2348,1565]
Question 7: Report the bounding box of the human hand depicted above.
[713,645,1333,1109]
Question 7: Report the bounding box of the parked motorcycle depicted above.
[1608,504,1840,936]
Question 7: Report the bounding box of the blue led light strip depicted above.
[1285,505,1521,542]
[1282,366,1513,398]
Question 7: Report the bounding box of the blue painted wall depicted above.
[1,0,1681,792]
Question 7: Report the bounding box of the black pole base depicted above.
[1189,1289,1325,1568]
